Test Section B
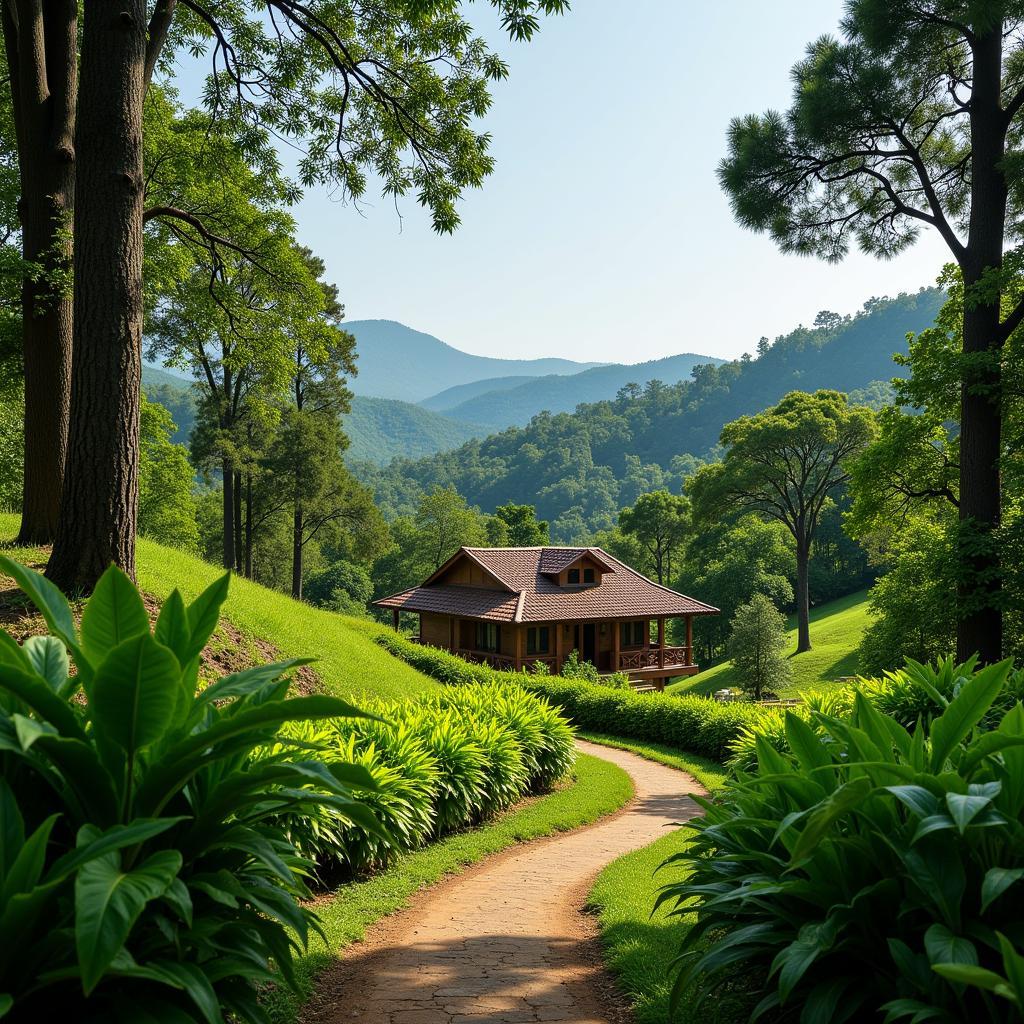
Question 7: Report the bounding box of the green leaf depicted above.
[194,658,315,709]
[1,814,58,904]
[924,923,977,967]
[982,868,1024,913]
[784,712,830,772]
[932,963,1009,993]
[0,633,30,672]
[0,663,86,741]
[153,590,190,665]
[997,933,1024,1004]
[183,574,230,663]
[771,919,837,1002]
[929,659,1012,771]
[75,847,182,994]
[886,785,938,819]
[80,565,151,667]
[945,791,995,833]
[0,780,24,876]
[0,995,10,1018]
[792,777,871,862]
[23,636,69,693]
[90,635,182,754]
[49,819,186,883]
[0,556,78,653]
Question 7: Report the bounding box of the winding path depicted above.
[301,740,705,1024]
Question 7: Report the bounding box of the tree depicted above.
[689,391,875,653]
[718,3,1024,662]
[617,490,690,584]
[415,487,488,571]
[728,593,792,701]
[495,503,549,546]
[25,0,564,591]
[137,391,199,551]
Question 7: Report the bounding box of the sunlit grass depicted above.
[669,588,872,698]
[0,514,436,702]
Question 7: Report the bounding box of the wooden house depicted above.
[374,546,718,689]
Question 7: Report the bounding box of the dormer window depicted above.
[583,568,595,584]
[568,568,580,584]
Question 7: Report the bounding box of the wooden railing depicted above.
[453,650,557,673]
[617,646,692,671]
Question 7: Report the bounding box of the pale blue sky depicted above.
[176,2,952,364]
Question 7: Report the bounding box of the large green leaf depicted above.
[183,573,230,663]
[924,923,978,967]
[1,814,58,905]
[90,635,183,754]
[80,565,151,668]
[153,590,190,666]
[0,781,24,877]
[982,867,1024,913]
[0,663,87,740]
[23,636,69,694]
[75,847,182,994]
[0,557,78,654]
[792,777,872,862]
[929,659,1012,771]
[194,658,316,710]
[49,818,186,883]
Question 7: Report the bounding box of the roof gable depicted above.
[421,547,516,591]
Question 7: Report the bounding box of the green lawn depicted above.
[668,588,872,698]
[267,751,634,1024]
[0,514,436,702]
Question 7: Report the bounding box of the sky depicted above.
[177,1,953,365]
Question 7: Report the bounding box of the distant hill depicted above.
[434,352,727,431]
[420,375,545,411]
[343,396,482,465]
[355,289,946,539]
[142,365,196,445]
[345,320,603,403]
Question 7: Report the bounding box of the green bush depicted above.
[375,630,769,763]
[0,557,378,1021]
[661,659,1024,1023]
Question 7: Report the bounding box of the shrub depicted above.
[0,557,378,1021]
[375,631,491,685]
[560,648,601,683]
[661,659,1024,1023]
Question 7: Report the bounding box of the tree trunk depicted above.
[956,26,1007,664]
[292,501,303,600]
[221,454,235,570]
[244,471,253,578]
[48,0,146,590]
[233,471,242,572]
[795,536,811,654]
[3,1,77,544]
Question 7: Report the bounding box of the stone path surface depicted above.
[303,739,705,1024]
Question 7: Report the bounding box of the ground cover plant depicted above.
[661,659,1024,1023]
[0,556,380,1021]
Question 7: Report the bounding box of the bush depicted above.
[0,557,378,1021]
[375,629,771,764]
[271,682,577,878]
[560,648,601,683]
[661,659,1024,1023]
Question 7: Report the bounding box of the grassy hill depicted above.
[668,589,872,699]
[344,396,482,465]
[420,375,545,411]
[0,513,435,702]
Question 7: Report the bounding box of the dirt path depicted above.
[301,739,706,1024]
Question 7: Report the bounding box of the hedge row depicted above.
[374,631,769,763]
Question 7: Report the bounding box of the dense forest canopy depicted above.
[354,289,943,539]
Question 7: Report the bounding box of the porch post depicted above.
[555,621,563,675]
[685,615,693,666]
[612,619,620,672]
[515,625,523,672]
[392,608,400,632]
[657,616,665,669]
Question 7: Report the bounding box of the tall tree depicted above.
[618,489,690,585]
[30,0,563,591]
[495,502,549,546]
[728,593,793,701]
[718,2,1024,662]
[689,391,875,653]
[416,487,488,570]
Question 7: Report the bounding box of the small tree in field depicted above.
[728,593,792,701]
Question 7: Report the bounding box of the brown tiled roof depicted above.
[537,547,615,575]
[374,547,718,623]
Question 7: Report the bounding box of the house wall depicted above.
[556,555,605,587]
[421,612,452,649]
[438,560,502,588]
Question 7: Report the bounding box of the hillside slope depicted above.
[0,514,436,701]
[438,352,726,431]
[346,320,602,402]
[668,590,871,698]
[420,375,546,411]
[344,396,482,465]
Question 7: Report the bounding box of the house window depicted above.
[619,621,646,648]
[475,622,500,652]
[527,626,550,655]
[583,567,595,584]
[567,568,580,584]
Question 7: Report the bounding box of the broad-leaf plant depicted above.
[0,557,381,1021]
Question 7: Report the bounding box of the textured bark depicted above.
[795,536,811,654]
[244,471,253,578]
[233,470,243,572]
[221,454,235,570]
[291,502,303,599]
[48,0,146,590]
[3,0,77,543]
[956,27,1006,664]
